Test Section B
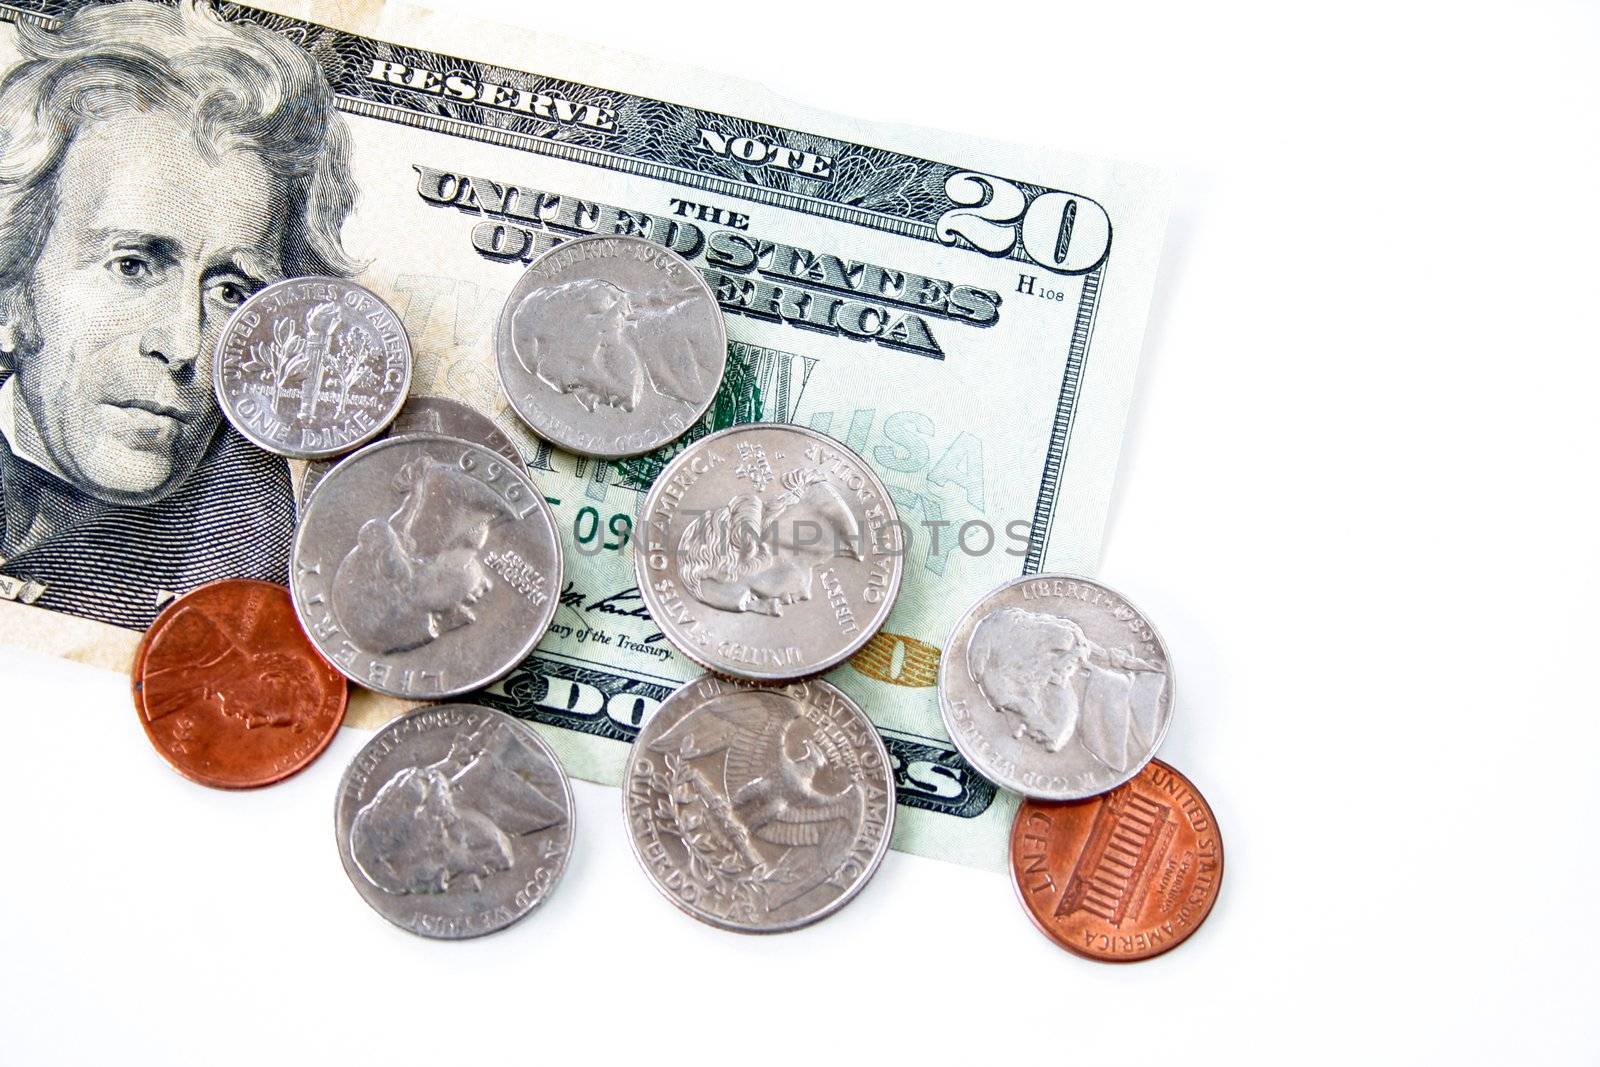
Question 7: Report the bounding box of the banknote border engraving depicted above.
[479,650,997,820]
[3,2,1110,250]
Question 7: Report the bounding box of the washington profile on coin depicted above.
[335,704,574,939]
[495,234,726,458]
[623,674,894,933]
[635,423,903,680]
[215,276,411,459]
[298,393,522,510]
[290,434,561,698]
[938,575,1173,801]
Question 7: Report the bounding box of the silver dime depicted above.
[938,574,1174,801]
[290,434,561,698]
[623,674,894,933]
[634,424,903,680]
[335,704,574,939]
[299,394,522,511]
[495,234,726,458]
[215,277,412,459]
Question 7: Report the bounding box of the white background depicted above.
[4,1,1599,1063]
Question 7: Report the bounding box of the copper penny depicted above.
[1009,759,1223,962]
[132,579,347,789]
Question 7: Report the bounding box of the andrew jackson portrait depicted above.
[0,0,356,628]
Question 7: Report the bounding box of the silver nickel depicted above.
[290,434,561,698]
[623,674,894,933]
[495,235,726,458]
[299,394,523,511]
[335,704,574,939]
[215,277,411,459]
[938,574,1174,801]
[635,424,903,680]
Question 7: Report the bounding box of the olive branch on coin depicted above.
[323,326,380,419]
[243,318,310,411]
[652,753,763,905]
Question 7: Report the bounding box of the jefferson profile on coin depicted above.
[331,457,507,655]
[0,1,357,627]
[508,275,711,414]
[967,606,1168,771]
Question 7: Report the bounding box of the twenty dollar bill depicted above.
[0,0,1168,870]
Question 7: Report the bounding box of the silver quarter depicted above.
[623,674,894,933]
[634,424,903,680]
[290,434,561,698]
[938,574,1174,801]
[335,704,574,939]
[215,277,411,459]
[495,235,726,458]
[299,394,522,511]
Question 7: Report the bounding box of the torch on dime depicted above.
[215,276,411,460]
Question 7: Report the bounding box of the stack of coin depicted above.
[132,237,755,939]
[137,266,588,939]
[130,277,419,793]
[938,575,1223,960]
[497,235,905,932]
[125,236,1219,954]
